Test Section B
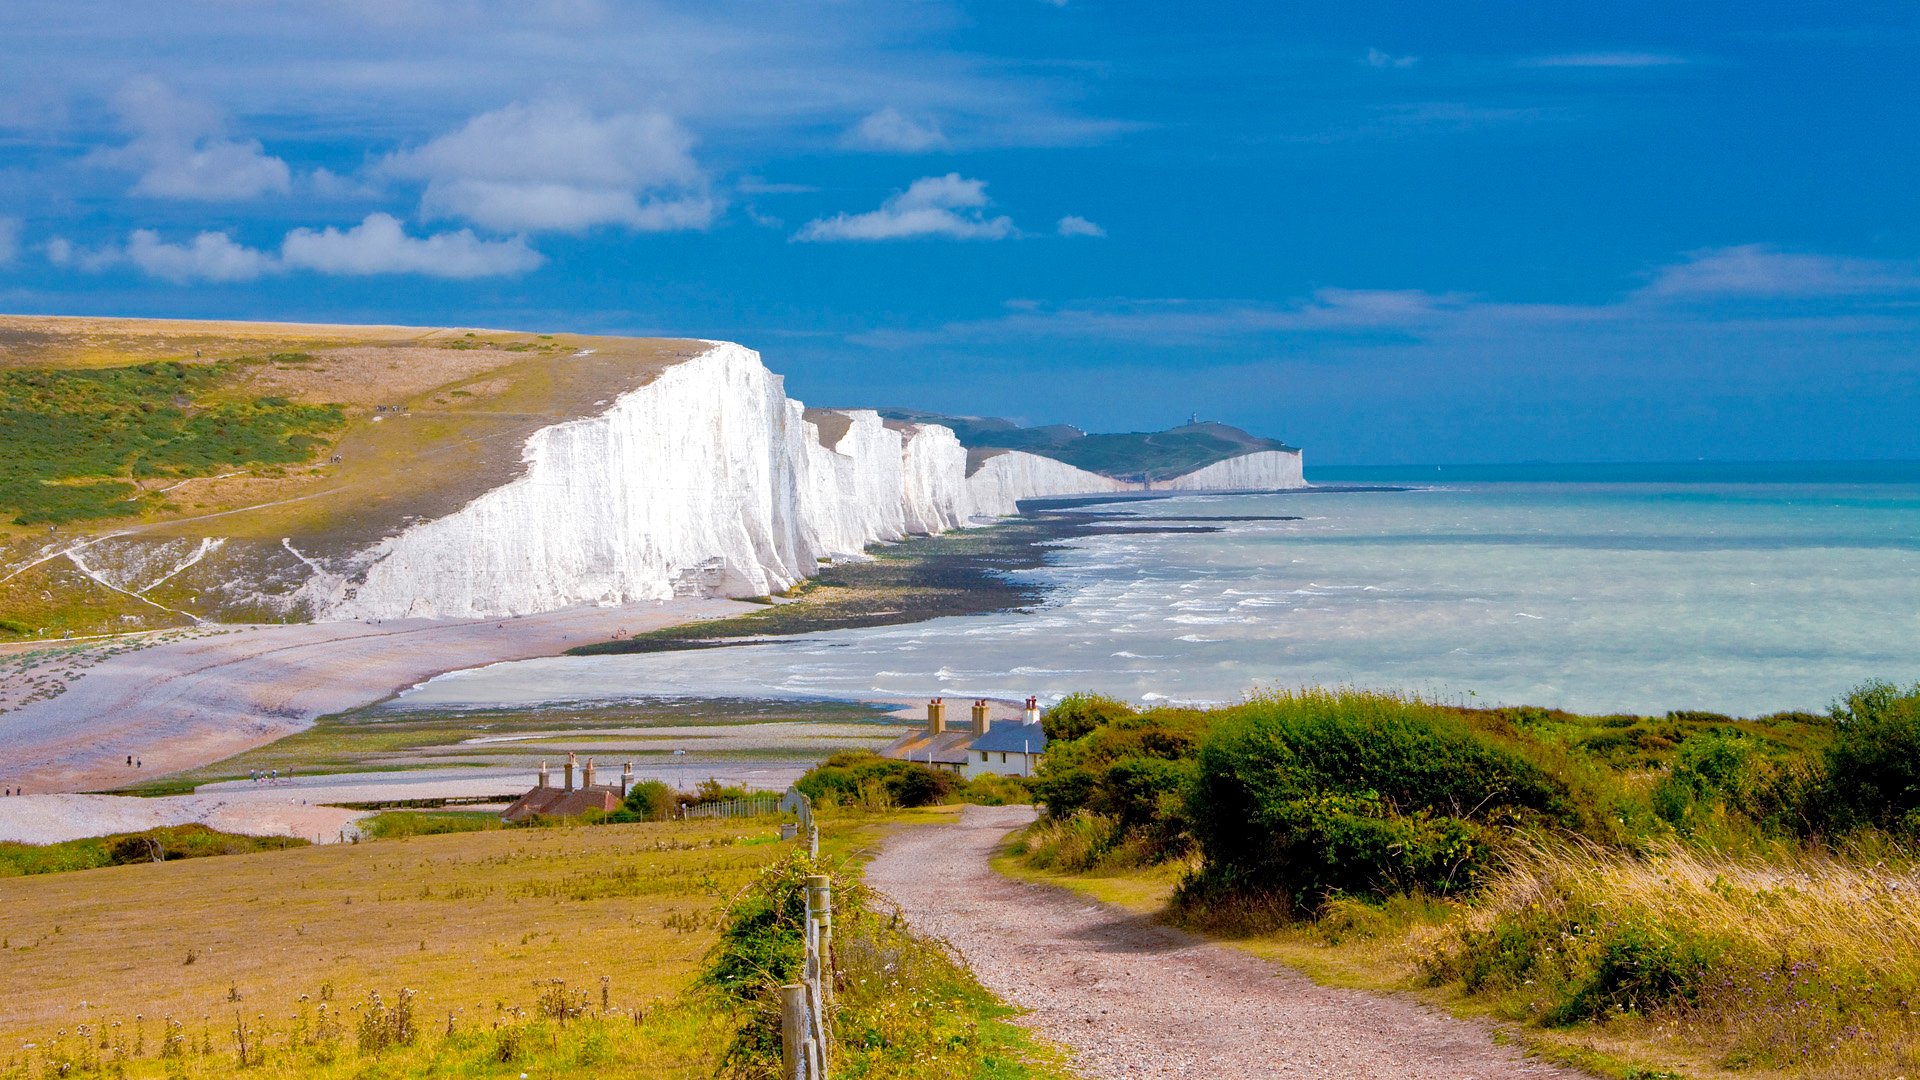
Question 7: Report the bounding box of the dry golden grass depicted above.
[1415,842,1920,1079]
[0,818,780,1076]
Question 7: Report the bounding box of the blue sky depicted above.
[3,1,1918,464]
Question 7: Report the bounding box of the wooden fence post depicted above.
[780,983,808,1080]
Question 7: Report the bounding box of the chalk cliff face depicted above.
[313,343,1306,621]
[966,450,1129,516]
[1157,449,1305,491]
[321,345,1005,620]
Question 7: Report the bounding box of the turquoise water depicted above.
[399,466,1920,718]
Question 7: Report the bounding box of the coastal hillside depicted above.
[1,317,1303,635]
[878,408,1302,485]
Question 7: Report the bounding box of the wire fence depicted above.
[680,793,783,820]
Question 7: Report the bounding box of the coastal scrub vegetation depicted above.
[796,751,1033,809]
[1013,681,1920,1076]
[0,824,307,877]
[0,360,344,525]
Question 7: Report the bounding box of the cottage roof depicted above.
[501,785,621,822]
[880,729,974,766]
[969,721,1047,755]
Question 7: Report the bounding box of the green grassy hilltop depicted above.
[876,408,1297,482]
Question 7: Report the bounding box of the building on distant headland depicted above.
[879,697,1048,779]
[500,752,634,822]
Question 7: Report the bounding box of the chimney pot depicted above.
[583,757,596,789]
[565,751,577,792]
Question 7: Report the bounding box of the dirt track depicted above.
[864,804,1588,1080]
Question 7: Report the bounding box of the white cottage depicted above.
[880,697,1050,779]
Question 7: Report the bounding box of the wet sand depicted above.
[0,598,745,796]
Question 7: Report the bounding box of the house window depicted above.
[999,752,1007,763]
[980,751,988,761]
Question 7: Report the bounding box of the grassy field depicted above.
[0,807,1069,1080]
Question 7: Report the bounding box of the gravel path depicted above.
[864,804,1588,1080]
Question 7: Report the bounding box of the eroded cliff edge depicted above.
[311,342,1305,620]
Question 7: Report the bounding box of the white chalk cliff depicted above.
[965,450,1129,516]
[316,343,1303,621]
[1157,449,1305,491]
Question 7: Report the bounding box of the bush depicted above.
[795,752,959,808]
[955,771,1032,805]
[1652,729,1775,833]
[1822,680,1920,836]
[1186,689,1575,912]
[620,780,679,821]
[1040,692,1136,742]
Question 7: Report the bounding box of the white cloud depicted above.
[281,213,544,277]
[1524,52,1688,68]
[844,107,948,152]
[0,218,19,266]
[47,214,543,282]
[126,229,278,283]
[1056,215,1104,238]
[384,100,715,233]
[91,79,292,200]
[1643,245,1920,298]
[795,173,1015,242]
[44,236,119,272]
[1366,48,1418,69]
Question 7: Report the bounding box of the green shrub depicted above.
[956,771,1032,805]
[795,752,959,808]
[1040,692,1136,742]
[1010,812,1128,872]
[1823,680,1920,836]
[620,779,679,821]
[1186,689,1574,913]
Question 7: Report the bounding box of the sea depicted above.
[394,462,1920,719]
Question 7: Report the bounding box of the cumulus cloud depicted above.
[281,213,544,277]
[1524,52,1688,68]
[0,218,19,266]
[1366,48,1418,69]
[795,173,1014,242]
[47,214,543,282]
[91,79,292,200]
[126,229,277,282]
[844,107,948,152]
[1644,245,1920,298]
[383,100,716,233]
[1056,215,1104,238]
